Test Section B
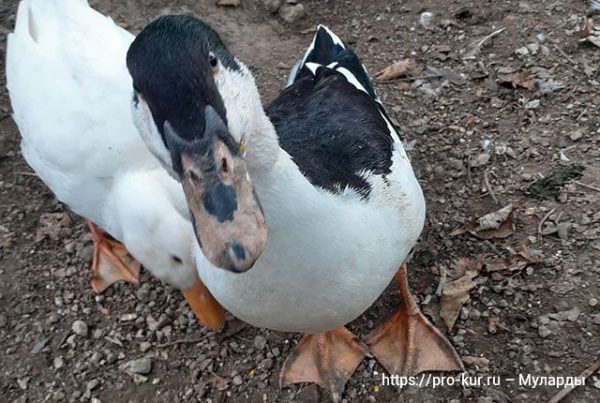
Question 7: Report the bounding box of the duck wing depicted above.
[268,26,402,198]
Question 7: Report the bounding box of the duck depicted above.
[126,15,464,399]
[6,0,225,331]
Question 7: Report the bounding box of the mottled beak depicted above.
[173,107,267,272]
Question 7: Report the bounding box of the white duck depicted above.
[127,16,464,398]
[6,0,225,330]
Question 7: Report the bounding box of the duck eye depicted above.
[208,51,218,69]
[188,169,201,183]
[171,255,183,264]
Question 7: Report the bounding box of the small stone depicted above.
[515,46,529,56]
[538,325,551,338]
[556,223,571,240]
[17,378,28,390]
[536,33,546,43]
[589,298,598,307]
[263,0,282,13]
[232,375,243,385]
[278,4,305,23]
[91,398,103,403]
[127,358,152,375]
[471,152,491,167]
[258,357,273,371]
[120,313,137,322]
[139,342,152,353]
[72,320,88,337]
[86,379,100,391]
[253,335,267,350]
[419,12,433,29]
[31,337,50,354]
[570,129,584,141]
[462,356,490,368]
[592,314,600,325]
[525,99,540,109]
[54,356,65,369]
[133,374,148,384]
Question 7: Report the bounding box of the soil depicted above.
[1,0,599,402]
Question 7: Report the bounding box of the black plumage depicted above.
[268,27,395,198]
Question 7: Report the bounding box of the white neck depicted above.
[216,61,425,243]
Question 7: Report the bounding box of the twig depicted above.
[435,267,447,297]
[483,170,498,204]
[538,207,557,240]
[16,171,38,177]
[548,359,600,403]
[377,74,442,83]
[575,181,600,192]
[466,152,473,185]
[464,27,506,59]
[554,45,578,66]
[155,333,213,348]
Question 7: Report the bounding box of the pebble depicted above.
[419,12,433,29]
[538,326,551,338]
[133,374,148,384]
[556,223,571,240]
[278,3,304,23]
[127,358,153,375]
[258,357,273,371]
[86,379,100,391]
[139,342,152,353]
[589,298,598,307]
[54,356,65,369]
[592,314,600,325]
[253,335,267,350]
[232,375,243,386]
[263,0,282,13]
[570,129,584,141]
[72,320,88,337]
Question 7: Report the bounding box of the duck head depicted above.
[126,15,267,273]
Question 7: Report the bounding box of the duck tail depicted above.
[287,25,345,85]
[10,0,91,45]
[287,25,379,102]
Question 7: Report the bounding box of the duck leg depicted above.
[181,278,226,331]
[365,263,464,376]
[280,327,368,402]
[88,222,140,293]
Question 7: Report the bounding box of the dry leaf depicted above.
[35,212,72,242]
[375,59,420,81]
[497,71,536,90]
[209,373,230,391]
[440,269,478,332]
[488,316,500,333]
[447,257,483,279]
[580,17,593,39]
[451,205,515,240]
[485,247,543,273]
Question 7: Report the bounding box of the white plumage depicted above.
[7,0,197,290]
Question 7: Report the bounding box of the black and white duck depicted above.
[126,16,464,398]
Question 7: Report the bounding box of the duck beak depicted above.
[174,108,267,273]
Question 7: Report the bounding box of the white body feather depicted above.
[195,60,426,333]
[7,0,197,289]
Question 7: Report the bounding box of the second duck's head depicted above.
[126,15,267,273]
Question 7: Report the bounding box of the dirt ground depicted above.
[1,0,599,402]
